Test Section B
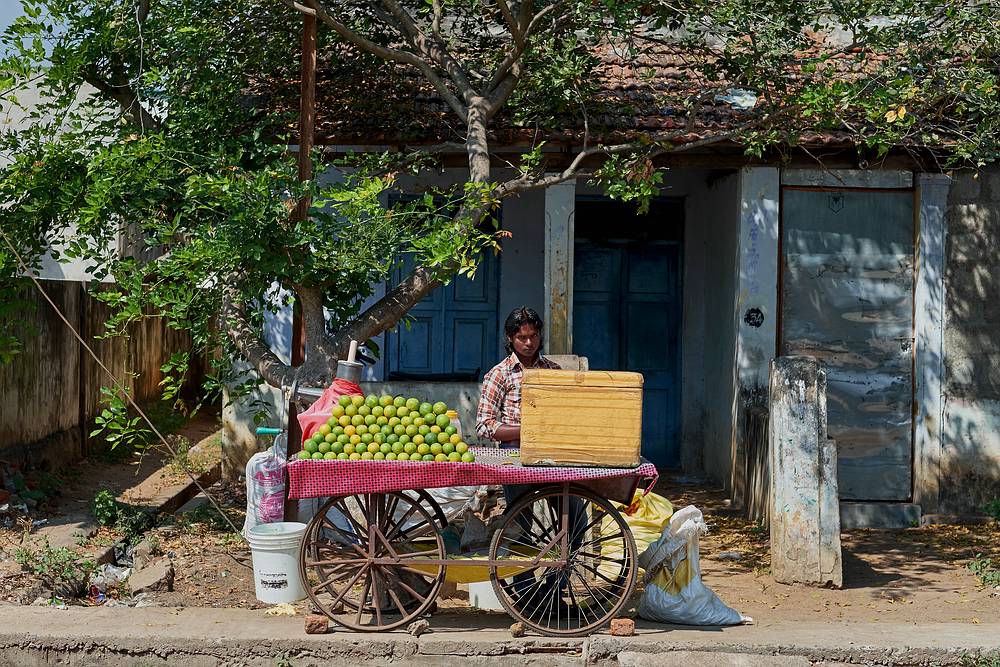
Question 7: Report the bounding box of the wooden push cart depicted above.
[287,449,657,637]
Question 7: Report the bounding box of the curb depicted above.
[1,632,996,667]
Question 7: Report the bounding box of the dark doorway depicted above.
[572,198,684,468]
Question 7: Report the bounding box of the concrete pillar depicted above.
[543,179,575,355]
[913,173,950,514]
[731,167,780,504]
[768,356,843,588]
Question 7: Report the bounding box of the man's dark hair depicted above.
[503,307,544,355]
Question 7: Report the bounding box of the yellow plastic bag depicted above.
[648,539,696,594]
[598,491,673,577]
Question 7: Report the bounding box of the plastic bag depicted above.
[599,491,673,578]
[416,486,485,523]
[296,378,363,441]
[289,379,365,536]
[242,433,287,535]
[637,505,751,626]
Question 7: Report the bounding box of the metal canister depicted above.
[335,359,362,384]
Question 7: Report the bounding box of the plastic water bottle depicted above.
[446,409,463,438]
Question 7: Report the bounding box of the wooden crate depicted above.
[520,369,643,467]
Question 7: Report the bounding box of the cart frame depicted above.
[296,474,651,637]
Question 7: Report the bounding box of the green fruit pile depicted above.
[297,394,476,463]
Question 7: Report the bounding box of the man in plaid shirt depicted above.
[476,307,560,447]
[476,307,583,619]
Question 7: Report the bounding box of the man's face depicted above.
[510,324,541,358]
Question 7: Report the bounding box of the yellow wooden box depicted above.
[520,369,644,467]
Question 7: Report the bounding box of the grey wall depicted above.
[940,168,1000,514]
[686,173,741,484]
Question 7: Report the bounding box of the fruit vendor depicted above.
[475,306,560,448]
[477,307,584,616]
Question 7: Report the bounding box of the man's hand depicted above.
[493,424,520,443]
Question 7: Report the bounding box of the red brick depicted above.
[609,618,635,636]
[304,614,328,635]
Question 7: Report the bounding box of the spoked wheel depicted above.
[300,492,446,631]
[488,485,637,637]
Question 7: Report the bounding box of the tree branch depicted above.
[137,0,152,23]
[485,65,521,117]
[288,0,468,122]
[220,285,297,388]
[83,67,161,133]
[485,0,536,93]
[331,265,441,358]
[497,119,774,197]
[296,284,336,378]
[379,0,476,100]
[276,0,315,15]
[485,0,572,101]
[496,0,524,46]
[431,0,444,42]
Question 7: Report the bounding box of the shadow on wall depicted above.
[938,398,1000,515]
[941,171,1000,515]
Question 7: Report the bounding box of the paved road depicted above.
[0,606,997,666]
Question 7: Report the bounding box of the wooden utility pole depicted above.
[285,13,317,522]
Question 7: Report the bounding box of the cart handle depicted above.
[640,474,659,496]
[255,427,283,436]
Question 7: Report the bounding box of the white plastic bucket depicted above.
[246,521,308,604]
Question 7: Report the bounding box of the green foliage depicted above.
[90,386,154,452]
[963,651,1000,667]
[592,154,664,214]
[0,0,498,380]
[92,489,117,527]
[2,0,999,388]
[92,488,155,545]
[15,540,96,587]
[968,554,1000,588]
[985,498,1000,522]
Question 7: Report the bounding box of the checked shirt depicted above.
[476,352,560,444]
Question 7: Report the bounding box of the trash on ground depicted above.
[264,602,298,616]
[600,491,673,578]
[89,563,132,593]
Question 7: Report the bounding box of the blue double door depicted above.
[386,252,499,380]
[572,199,683,468]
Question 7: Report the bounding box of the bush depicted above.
[985,498,1000,522]
[15,540,96,592]
[92,489,154,545]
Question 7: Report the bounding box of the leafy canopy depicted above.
[0,0,998,407]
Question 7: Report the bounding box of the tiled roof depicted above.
[256,40,896,151]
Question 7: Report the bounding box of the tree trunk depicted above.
[227,102,496,389]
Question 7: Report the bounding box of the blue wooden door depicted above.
[573,228,683,468]
[386,252,499,380]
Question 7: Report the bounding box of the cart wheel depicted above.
[408,489,448,530]
[488,485,637,637]
[300,492,446,631]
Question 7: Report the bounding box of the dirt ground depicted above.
[2,434,998,626]
[667,477,1000,626]
[0,410,225,605]
[153,475,1000,625]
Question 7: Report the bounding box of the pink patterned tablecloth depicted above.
[287,447,658,499]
